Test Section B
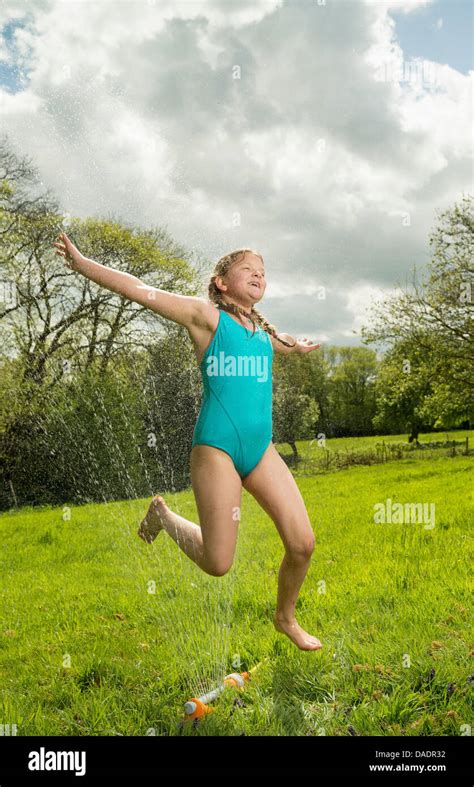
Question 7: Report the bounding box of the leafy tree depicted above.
[0,135,204,386]
[326,347,378,437]
[361,194,474,435]
[273,354,320,459]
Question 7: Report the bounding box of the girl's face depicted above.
[217,252,266,307]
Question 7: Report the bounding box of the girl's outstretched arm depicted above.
[270,334,321,355]
[53,232,206,328]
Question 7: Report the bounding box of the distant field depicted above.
[276,430,474,474]
[276,428,473,454]
[0,440,472,736]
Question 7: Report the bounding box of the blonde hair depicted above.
[208,249,296,348]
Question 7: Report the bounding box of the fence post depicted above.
[8,480,18,508]
[451,440,456,457]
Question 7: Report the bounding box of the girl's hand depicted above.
[53,232,84,271]
[295,337,321,354]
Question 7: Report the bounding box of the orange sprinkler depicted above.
[183,659,268,721]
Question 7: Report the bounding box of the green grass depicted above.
[0,447,472,736]
[281,428,474,453]
[277,427,472,455]
[277,430,474,476]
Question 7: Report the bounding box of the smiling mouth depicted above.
[249,282,261,289]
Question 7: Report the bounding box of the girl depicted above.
[53,233,323,651]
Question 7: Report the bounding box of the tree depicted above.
[0,135,211,507]
[371,341,435,440]
[293,347,332,437]
[361,194,474,434]
[273,353,320,460]
[326,346,378,437]
[0,134,58,268]
[0,135,205,387]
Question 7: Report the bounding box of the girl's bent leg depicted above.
[190,445,242,576]
[138,445,242,578]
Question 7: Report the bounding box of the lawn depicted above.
[0,447,472,736]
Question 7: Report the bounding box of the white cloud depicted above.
[0,0,471,345]
[346,282,398,333]
[362,0,433,11]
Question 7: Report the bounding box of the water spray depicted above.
[182,659,269,721]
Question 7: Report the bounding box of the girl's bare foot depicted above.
[138,495,168,544]
[273,613,323,651]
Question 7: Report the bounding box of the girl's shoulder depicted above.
[193,299,220,331]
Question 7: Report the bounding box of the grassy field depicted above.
[0,439,472,737]
[279,428,473,454]
[277,429,473,475]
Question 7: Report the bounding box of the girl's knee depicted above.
[205,555,234,577]
[287,532,315,561]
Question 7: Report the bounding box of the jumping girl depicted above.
[53,233,323,651]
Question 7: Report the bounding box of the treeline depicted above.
[0,136,472,508]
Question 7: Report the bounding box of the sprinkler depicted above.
[183,659,268,721]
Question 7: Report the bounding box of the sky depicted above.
[0,0,472,346]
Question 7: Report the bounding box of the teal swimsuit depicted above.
[191,308,274,478]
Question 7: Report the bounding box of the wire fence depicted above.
[280,436,472,476]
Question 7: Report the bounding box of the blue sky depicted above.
[390,0,473,75]
[0,19,27,93]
